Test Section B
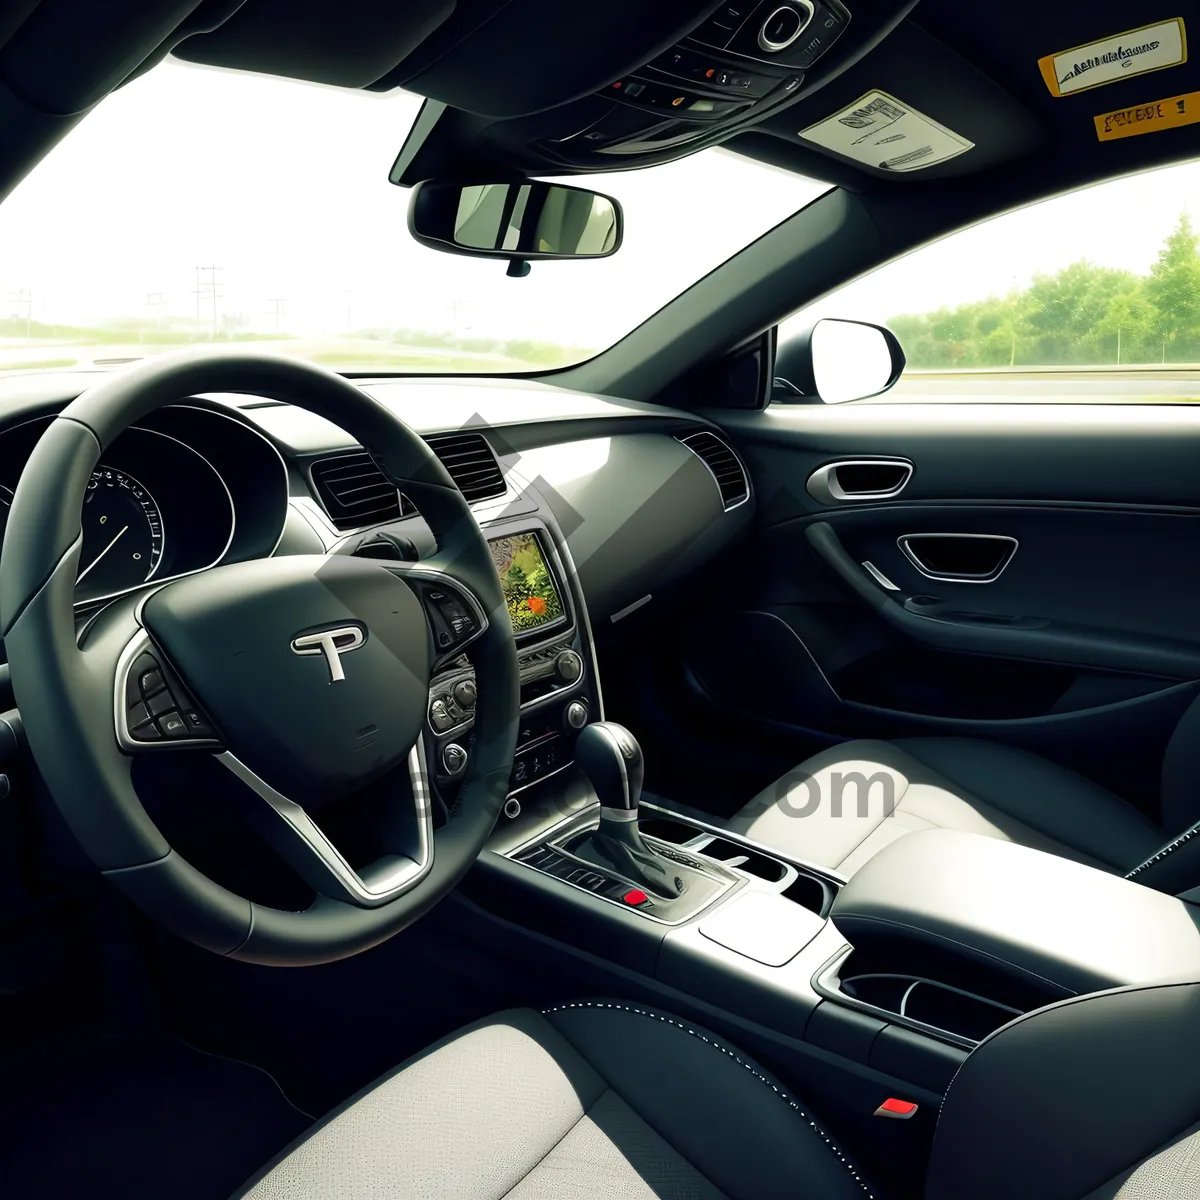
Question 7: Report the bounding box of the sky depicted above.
[3,58,1200,351]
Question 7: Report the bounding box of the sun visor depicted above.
[738,21,1044,183]
[172,0,454,89]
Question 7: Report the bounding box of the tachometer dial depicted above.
[77,467,165,596]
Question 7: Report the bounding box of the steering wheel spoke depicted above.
[215,741,433,908]
[114,628,223,752]
[385,558,490,672]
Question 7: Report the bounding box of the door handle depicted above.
[806,459,913,505]
[898,534,1017,583]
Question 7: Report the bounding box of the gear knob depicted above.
[575,722,644,816]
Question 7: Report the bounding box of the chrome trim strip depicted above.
[897,533,1019,584]
[677,431,751,513]
[215,738,432,908]
[862,560,900,591]
[806,459,914,506]
[600,806,638,822]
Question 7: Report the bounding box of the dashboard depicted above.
[0,372,755,695]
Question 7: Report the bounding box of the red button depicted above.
[874,1098,918,1119]
[622,889,649,906]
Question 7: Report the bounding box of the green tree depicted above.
[1145,213,1200,352]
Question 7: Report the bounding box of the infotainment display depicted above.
[488,532,566,634]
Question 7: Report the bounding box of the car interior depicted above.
[6,1,1200,1197]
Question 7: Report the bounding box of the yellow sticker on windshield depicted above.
[1094,90,1200,140]
[1040,19,1187,97]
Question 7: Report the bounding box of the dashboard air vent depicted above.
[424,431,506,503]
[310,452,405,530]
[678,431,750,511]
[310,433,505,531]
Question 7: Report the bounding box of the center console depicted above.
[473,716,1200,1111]
[434,495,1200,1136]
[424,516,600,802]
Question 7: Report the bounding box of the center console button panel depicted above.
[513,834,735,924]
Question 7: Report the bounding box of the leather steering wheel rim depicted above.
[0,349,520,966]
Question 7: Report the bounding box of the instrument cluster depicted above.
[0,405,288,607]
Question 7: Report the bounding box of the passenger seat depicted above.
[725,701,1200,890]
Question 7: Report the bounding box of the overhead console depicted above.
[391,0,913,180]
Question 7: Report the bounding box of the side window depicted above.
[778,158,1200,402]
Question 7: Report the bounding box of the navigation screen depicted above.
[488,532,566,634]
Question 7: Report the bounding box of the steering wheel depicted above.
[0,351,520,966]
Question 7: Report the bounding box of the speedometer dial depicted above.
[77,467,165,596]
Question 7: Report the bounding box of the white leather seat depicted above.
[726,737,1165,878]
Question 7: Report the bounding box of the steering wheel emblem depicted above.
[290,625,366,683]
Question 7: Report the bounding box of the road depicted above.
[886,366,1200,403]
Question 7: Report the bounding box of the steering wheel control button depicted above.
[181,709,215,737]
[442,742,469,777]
[156,712,188,738]
[423,586,479,656]
[146,689,175,718]
[138,668,165,696]
[452,679,477,711]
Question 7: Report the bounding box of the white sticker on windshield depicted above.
[1039,19,1186,98]
[799,91,973,173]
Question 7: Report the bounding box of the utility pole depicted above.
[267,297,286,332]
[8,288,32,338]
[147,292,166,331]
[195,265,222,339]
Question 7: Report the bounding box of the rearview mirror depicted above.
[408,180,622,272]
[775,318,906,404]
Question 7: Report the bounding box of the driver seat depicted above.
[235,987,1200,1199]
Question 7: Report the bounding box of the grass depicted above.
[0,357,79,372]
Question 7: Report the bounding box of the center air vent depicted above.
[677,431,750,511]
[310,452,406,530]
[424,431,506,503]
[310,432,506,531]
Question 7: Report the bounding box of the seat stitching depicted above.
[1126,817,1200,879]
[542,1001,874,1198]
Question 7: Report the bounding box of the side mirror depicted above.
[408,180,623,273]
[774,318,905,404]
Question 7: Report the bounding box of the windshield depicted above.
[0,62,824,376]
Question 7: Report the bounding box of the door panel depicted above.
[682,402,1200,818]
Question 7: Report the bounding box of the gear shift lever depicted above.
[569,722,682,899]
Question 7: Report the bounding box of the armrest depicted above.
[831,829,1200,994]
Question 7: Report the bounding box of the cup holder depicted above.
[638,817,699,845]
[841,973,1021,1042]
[700,838,788,883]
